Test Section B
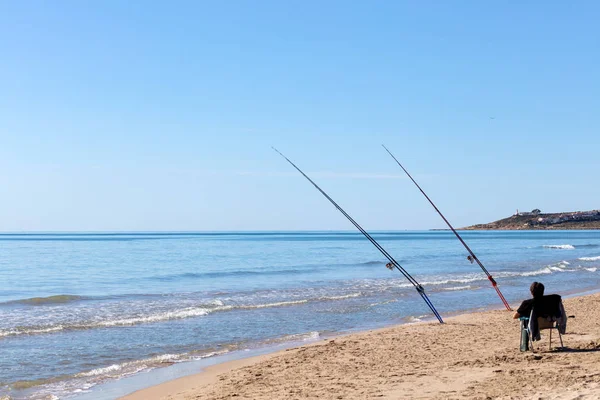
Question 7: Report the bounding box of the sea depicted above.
[1,231,600,399]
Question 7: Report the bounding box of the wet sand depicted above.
[121,293,600,399]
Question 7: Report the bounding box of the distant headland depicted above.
[461,209,600,230]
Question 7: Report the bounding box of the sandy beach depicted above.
[120,292,600,400]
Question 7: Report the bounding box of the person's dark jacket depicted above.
[525,294,567,341]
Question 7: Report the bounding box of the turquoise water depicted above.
[1,231,600,399]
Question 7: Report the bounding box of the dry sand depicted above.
[122,293,600,400]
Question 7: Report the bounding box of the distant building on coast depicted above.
[514,208,541,217]
[464,209,600,230]
[514,209,600,226]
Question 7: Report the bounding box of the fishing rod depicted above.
[272,147,444,323]
[381,144,512,311]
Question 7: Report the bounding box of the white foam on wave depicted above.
[319,293,362,301]
[579,256,600,261]
[96,307,213,327]
[513,260,595,276]
[256,330,321,347]
[405,314,429,324]
[421,276,483,286]
[18,350,230,400]
[75,351,224,380]
[443,285,472,291]
[358,262,592,294]
[547,261,572,271]
[520,267,553,276]
[354,279,414,289]
[305,331,320,340]
[0,296,358,338]
[78,363,123,377]
[543,244,575,250]
[239,299,309,309]
[0,307,219,338]
[286,331,321,342]
[0,325,65,337]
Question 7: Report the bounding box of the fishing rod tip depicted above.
[271,147,287,159]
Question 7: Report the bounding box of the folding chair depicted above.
[519,314,564,352]
[536,315,564,350]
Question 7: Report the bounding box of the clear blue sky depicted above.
[1,1,598,231]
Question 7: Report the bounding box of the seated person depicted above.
[513,281,545,319]
[513,281,567,342]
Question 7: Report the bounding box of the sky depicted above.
[1,1,599,231]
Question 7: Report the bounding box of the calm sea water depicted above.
[1,231,600,399]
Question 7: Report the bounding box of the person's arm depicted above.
[514,299,530,319]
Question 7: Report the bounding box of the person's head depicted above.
[530,281,545,299]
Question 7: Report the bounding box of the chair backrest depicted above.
[532,294,562,318]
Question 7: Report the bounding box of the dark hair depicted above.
[530,282,545,299]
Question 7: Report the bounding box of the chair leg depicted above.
[558,330,564,348]
[529,331,535,352]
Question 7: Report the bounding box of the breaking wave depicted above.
[0,306,213,338]
[579,256,600,261]
[420,260,589,286]
[443,285,473,291]
[515,261,576,276]
[352,260,592,294]
[404,314,429,324]
[319,293,362,301]
[520,267,553,276]
[262,331,321,345]
[8,349,231,398]
[542,244,575,250]
[0,294,362,339]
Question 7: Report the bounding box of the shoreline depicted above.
[76,304,503,400]
[71,298,513,399]
[118,290,600,400]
